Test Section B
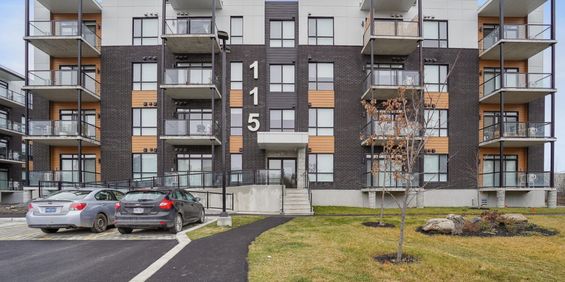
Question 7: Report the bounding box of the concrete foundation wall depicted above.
[193,185,283,214]
[312,190,366,207]
[424,189,479,207]
[0,192,24,204]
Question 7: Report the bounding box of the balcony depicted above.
[480,72,555,104]
[0,149,24,165]
[161,68,220,99]
[479,171,553,191]
[361,70,421,100]
[479,24,555,60]
[160,119,220,145]
[0,181,23,191]
[36,0,102,13]
[25,20,100,57]
[162,19,220,54]
[169,0,223,10]
[362,171,418,191]
[0,119,25,136]
[0,87,30,109]
[28,170,99,187]
[479,122,555,147]
[360,0,416,12]
[361,120,421,146]
[478,0,548,17]
[257,132,309,150]
[23,70,100,102]
[24,120,100,147]
[362,20,421,55]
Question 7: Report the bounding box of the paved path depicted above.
[149,216,293,282]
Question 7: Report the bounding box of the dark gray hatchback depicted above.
[114,188,205,234]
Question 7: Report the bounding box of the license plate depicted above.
[45,207,57,213]
[133,208,144,214]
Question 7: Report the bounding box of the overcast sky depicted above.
[0,0,563,171]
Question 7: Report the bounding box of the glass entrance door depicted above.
[482,155,518,187]
[268,159,297,188]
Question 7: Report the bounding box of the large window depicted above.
[309,108,334,136]
[60,154,97,182]
[132,108,157,136]
[424,154,448,182]
[270,110,295,132]
[424,109,448,137]
[177,154,213,187]
[308,154,334,182]
[230,154,243,183]
[230,62,243,90]
[423,20,448,48]
[424,64,448,92]
[270,65,295,92]
[230,108,243,135]
[230,17,243,44]
[308,63,334,91]
[308,17,334,45]
[270,20,295,48]
[133,17,159,46]
[133,153,157,179]
[133,63,158,90]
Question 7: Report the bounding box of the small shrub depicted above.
[462,220,481,233]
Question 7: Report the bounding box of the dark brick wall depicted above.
[29,94,50,174]
[528,97,546,172]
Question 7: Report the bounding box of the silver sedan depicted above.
[26,189,125,234]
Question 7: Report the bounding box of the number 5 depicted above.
[248,113,260,132]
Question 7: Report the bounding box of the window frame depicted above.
[230,16,243,44]
[132,153,158,179]
[230,62,243,90]
[132,108,157,136]
[230,108,243,135]
[132,62,158,91]
[308,17,335,45]
[309,108,334,136]
[308,62,334,91]
[423,154,448,183]
[423,20,448,48]
[269,65,295,93]
[269,20,295,48]
[308,154,334,183]
[424,64,449,92]
[424,109,448,137]
[269,109,295,132]
[132,17,159,46]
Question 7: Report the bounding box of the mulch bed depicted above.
[374,253,417,264]
[362,222,395,228]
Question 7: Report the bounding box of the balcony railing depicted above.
[480,122,552,143]
[480,72,553,98]
[27,70,100,96]
[28,120,99,141]
[28,20,100,49]
[163,119,218,137]
[163,68,215,86]
[363,171,419,188]
[0,118,25,134]
[164,18,216,36]
[361,120,421,142]
[29,170,99,187]
[0,87,30,108]
[0,181,23,191]
[479,24,552,52]
[363,20,419,43]
[479,171,551,188]
[0,148,24,162]
[364,70,420,91]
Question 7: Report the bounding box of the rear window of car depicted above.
[123,191,164,201]
[47,191,91,201]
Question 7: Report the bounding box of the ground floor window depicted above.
[230,153,243,184]
[482,155,518,187]
[60,154,97,182]
[366,155,406,187]
[308,154,333,183]
[132,153,157,179]
[177,153,213,187]
[423,154,448,182]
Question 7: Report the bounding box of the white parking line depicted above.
[129,217,218,282]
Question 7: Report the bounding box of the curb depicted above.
[0,217,26,223]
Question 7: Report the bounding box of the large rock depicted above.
[422,218,455,234]
[497,213,528,224]
[447,214,465,235]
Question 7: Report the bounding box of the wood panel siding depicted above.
[132,136,157,153]
[50,147,101,181]
[230,136,243,153]
[50,102,101,125]
[309,136,335,153]
[425,137,449,154]
[308,90,335,108]
[478,147,528,173]
[478,104,528,142]
[425,92,449,109]
[132,91,158,107]
[230,90,243,107]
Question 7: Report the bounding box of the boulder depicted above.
[497,214,528,224]
[447,214,465,235]
[422,218,455,234]
[471,217,482,224]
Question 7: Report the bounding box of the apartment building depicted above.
[21,0,557,210]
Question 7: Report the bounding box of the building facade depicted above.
[22,0,557,210]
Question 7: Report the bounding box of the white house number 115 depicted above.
[248,61,260,132]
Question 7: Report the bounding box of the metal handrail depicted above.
[163,119,218,136]
[0,87,30,108]
[27,20,101,50]
[479,24,552,52]
[27,70,101,96]
[164,18,218,36]
[479,121,552,142]
[478,171,551,188]
[28,120,100,142]
[480,72,553,98]
[0,118,25,134]
[363,20,420,45]
[362,171,419,188]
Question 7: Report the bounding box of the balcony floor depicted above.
[480,88,556,104]
[478,0,548,17]
[479,137,556,148]
[0,128,24,136]
[169,0,223,10]
[161,85,221,100]
[361,188,409,192]
[23,136,100,147]
[21,86,99,102]
[37,0,102,13]
[24,37,100,58]
[0,159,25,165]
[480,40,556,60]
[360,0,415,12]
[479,187,555,192]
[362,36,422,55]
[162,35,220,54]
[160,136,221,146]
[0,96,25,109]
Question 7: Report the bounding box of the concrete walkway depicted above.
[149,216,293,282]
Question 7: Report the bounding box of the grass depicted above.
[248,215,565,281]
[187,215,265,240]
[314,206,565,216]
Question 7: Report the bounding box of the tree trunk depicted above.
[396,187,409,262]
[379,189,385,223]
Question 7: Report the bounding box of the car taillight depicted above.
[115,202,121,210]
[28,203,33,210]
[70,202,87,211]
[159,198,173,210]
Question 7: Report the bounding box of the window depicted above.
[230,153,243,184]
[366,156,406,188]
[309,63,334,91]
[133,153,157,179]
[270,110,295,132]
[60,154,97,183]
[308,17,334,45]
[424,65,448,92]
[270,65,295,92]
[177,154,213,187]
[176,108,213,135]
[423,20,448,48]
[176,62,212,85]
[132,108,157,136]
[230,62,243,90]
[309,154,334,182]
[230,108,243,135]
[270,20,295,48]
[230,17,243,44]
[309,109,334,136]
[482,155,518,187]
[424,109,448,137]
[133,17,159,46]
[133,63,157,90]
[424,154,448,182]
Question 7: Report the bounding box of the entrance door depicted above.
[268,159,297,188]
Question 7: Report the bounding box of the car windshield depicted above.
[123,191,164,202]
[46,191,91,201]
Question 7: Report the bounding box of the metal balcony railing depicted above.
[29,170,99,187]
[0,180,23,191]
[0,87,31,108]
[480,122,552,143]
[28,20,100,49]
[163,119,218,137]
[361,120,421,142]
[479,171,551,188]
[27,70,100,96]
[363,70,420,91]
[479,24,552,52]
[164,18,216,35]
[480,72,553,98]
[0,148,24,162]
[163,68,216,86]
[362,171,419,188]
[363,20,419,44]
[28,120,100,142]
[0,118,25,134]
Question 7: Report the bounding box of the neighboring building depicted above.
[22,0,557,210]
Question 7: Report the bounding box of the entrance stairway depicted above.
[283,189,313,215]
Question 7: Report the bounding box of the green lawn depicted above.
[248,215,564,281]
[314,206,565,216]
[187,215,265,240]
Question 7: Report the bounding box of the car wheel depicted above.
[91,213,108,233]
[198,209,206,223]
[169,214,183,234]
[40,228,59,234]
[118,227,133,234]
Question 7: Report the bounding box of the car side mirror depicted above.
[194,197,201,202]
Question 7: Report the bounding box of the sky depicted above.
[0,0,563,171]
